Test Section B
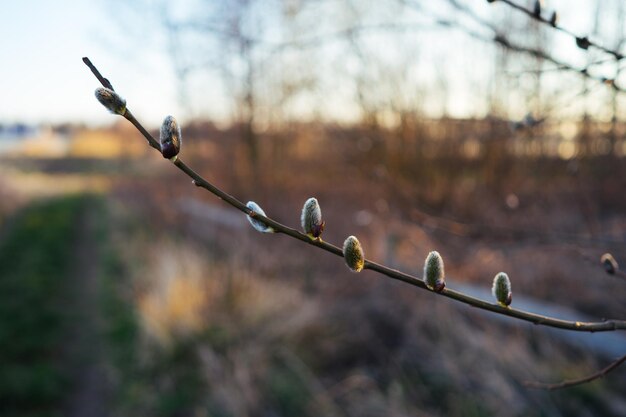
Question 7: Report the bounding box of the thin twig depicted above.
[82,57,626,333]
[505,57,618,76]
[410,207,626,246]
[524,353,626,390]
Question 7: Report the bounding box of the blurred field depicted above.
[1,121,625,417]
[0,196,95,416]
[5,0,626,415]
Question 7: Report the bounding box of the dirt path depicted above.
[63,201,110,417]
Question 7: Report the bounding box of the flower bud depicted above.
[549,11,558,27]
[601,253,618,275]
[424,251,445,292]
[246,201,274,233]
[94,87,126,115]
[343,235,364,272]
[160,115,182,160]
[301,197,325,239]
[576,36,591,50]
[533,0,541,17]
[492,272,512,307]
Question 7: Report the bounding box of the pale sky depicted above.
[1,0,623,128]
[0,1,180,127]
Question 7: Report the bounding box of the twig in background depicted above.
[524,353,626,390]
[495,0,624,60]
[403,0,626,93]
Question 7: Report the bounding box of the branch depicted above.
[497,0,624,60]
[524,353,626,390]
[82,57,626,333]
[402,0,626,94]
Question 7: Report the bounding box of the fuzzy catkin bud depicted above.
[601,253,619,275]
[549,11,558,27]
[301,197,325,238]
[576,36,591,50]
[246,201,274,233]
[424,251,445,292]
[94,87,126,115]
[492,272,512,307]
[533,0,541,17]
[343,236,364,272]
[160,115,182,160]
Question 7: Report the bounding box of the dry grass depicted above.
[104,192,626,416]
[3,124,626,415]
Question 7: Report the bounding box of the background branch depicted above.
[498,0,624,60]
[524,353,626,390]
[435,0,626,93]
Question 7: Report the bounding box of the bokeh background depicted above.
[2,0,626,416]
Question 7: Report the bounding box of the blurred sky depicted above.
[0,0,621,127]
[0,1,180,127]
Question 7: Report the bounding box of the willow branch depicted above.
[82,57,626,333]
[524,353,626,390]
